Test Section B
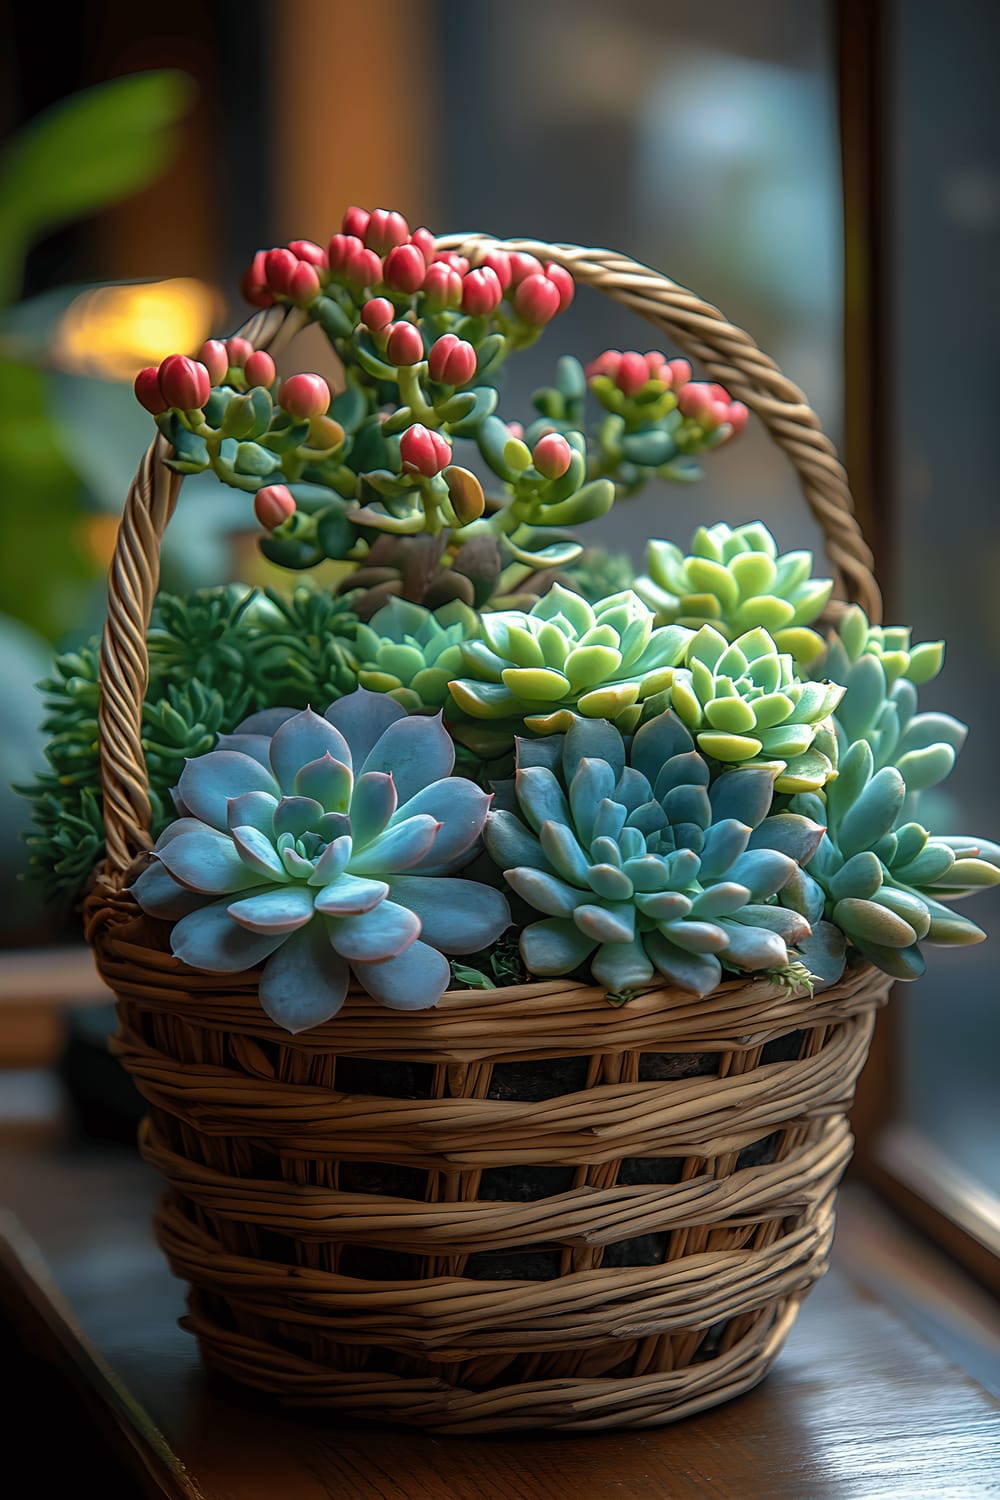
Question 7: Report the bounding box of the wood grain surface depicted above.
[1,1128,997,1499]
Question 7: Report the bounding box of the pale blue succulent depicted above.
[818,606,965,805]
[782,738,1000,983]
[484,710,825,997]
[132,689,511,1031]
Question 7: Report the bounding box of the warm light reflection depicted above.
[51,278,221,381]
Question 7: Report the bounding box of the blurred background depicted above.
[0,0,996,1267]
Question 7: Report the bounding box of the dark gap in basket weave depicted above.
[337,1161,429,1199]
[476,1164,577,1201]
[691,1319,728,1363]
[638,1051,719,1080]
[338,1245,420,1280]
[461,1247,563,1280]
[617,1156,686,1186]
[760,1029,807,1065]
[334,1057,436,1098]
[735,1131,784,1170]
[601,1232,670,1267]
[488,1056,590,1101]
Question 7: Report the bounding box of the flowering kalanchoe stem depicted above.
[484,711,824,997]
[132,690,511,1031]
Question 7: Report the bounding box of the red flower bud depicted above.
[480,249,513,290]
[225,337,253,369]
[241,249,275,308]
[543,262,575,312]
[616,351,651,397]
[364,208,410,255]
[410,227,437,262]
[436,251,470,275]
[727,401,749,435]
[198,339,229,385]
[507,421,524,441]
[532,432,573,480]
[343,242,383,290]
[508,252,543,287]
[585,350,622,381]
[513,273,561,326]
[677,384,711,420]
[254,484,297,532]
[134,366,168,414]
[327,233,360,272]
[244,350,277,388]
[385,321,425,366]
[461,266,503,316]
[158,354,211,410]
[400,423,452,477]
[382,242,427,294]
[361,297,394,332]
[668,358,692,388]
[279,373,331,420]
[288,239,328,268]
[421,262,463,311]
[288,261,321,304]
[427,333,477,386]
[265,247,299,296]
[341,206,371,239]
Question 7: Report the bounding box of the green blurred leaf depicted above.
[0,71,194,305]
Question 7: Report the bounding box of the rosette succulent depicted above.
[782,739,1000,982]
[352,597,479,712]
[133,689,511,1030]
[821,605,945,690]
[665,625,843,792]
[448,584,692,749]
[484,710,825,997]
[635,523,833,666]
[818,606,963,804]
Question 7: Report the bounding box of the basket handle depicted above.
[98,240,880,885]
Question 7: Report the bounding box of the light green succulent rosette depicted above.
[447,584,692,753]
[664,624,843,793]
[352,597,480,713]
[635,522,833,667]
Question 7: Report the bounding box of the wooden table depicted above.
[1,1126,997,1499]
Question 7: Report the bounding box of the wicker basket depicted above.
[87,236,892,1434]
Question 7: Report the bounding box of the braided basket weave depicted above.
[86,236,892,1434]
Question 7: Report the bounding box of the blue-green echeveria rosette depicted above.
[781,737,1000,984]
[132,689,511,1031]
[484,710,826,998]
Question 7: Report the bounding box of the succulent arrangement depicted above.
[23,207,998,1031]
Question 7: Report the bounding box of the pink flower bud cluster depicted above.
[134,342,330,423]
[240,209,577,339]
[676,382,749,438]
[585,350,693,398]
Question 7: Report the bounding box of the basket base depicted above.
[182,1292,803,1434]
